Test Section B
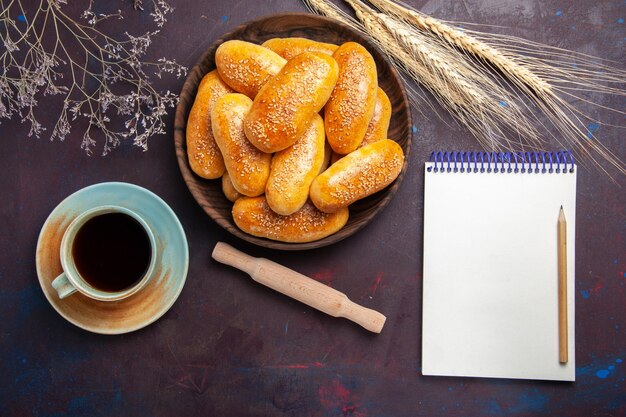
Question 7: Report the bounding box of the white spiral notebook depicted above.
[422,151,576,381]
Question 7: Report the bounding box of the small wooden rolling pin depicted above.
[212,242,386,333]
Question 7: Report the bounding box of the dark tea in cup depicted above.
[72,212,152,292]
[52,205,157,301]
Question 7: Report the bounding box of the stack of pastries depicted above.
[186,38,404,243]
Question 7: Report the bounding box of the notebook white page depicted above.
[422,159,576,381]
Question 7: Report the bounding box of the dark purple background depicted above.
[1,1,624,416]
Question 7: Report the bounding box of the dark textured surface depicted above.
[1,1,624,416]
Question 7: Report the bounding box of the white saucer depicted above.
[36,182,189,334]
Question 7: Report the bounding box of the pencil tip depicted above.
[560,205,563,210]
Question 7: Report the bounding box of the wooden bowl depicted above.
[174,13,412,250]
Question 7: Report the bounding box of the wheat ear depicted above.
[305,0,542,150]
[369,0,625,175]
[368,0,552,96]
[305,0,624,174]
[377,13,544,149]
[345,0,544,150]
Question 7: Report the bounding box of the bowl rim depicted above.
[174,12,412,250]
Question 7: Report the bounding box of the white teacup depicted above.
[51,205,157,301]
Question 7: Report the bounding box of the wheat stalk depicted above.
[368,0,552,96]
[305,0,625,176]
[372,0,626,98]
[374,11,542,150]
[368,0,625,175]
[306,0,542,151]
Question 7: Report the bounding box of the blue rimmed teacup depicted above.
[51,205,157,301]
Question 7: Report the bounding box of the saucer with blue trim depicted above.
[36,182,189,334]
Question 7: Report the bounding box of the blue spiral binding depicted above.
[427,151,575,173]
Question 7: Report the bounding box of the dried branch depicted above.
[0,0,186,155]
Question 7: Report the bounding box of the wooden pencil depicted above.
[558,206,568,364]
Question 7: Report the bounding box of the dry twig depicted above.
[0,0,186,155]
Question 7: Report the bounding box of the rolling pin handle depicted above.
[212,242,258,275]
[339,301,386,334]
